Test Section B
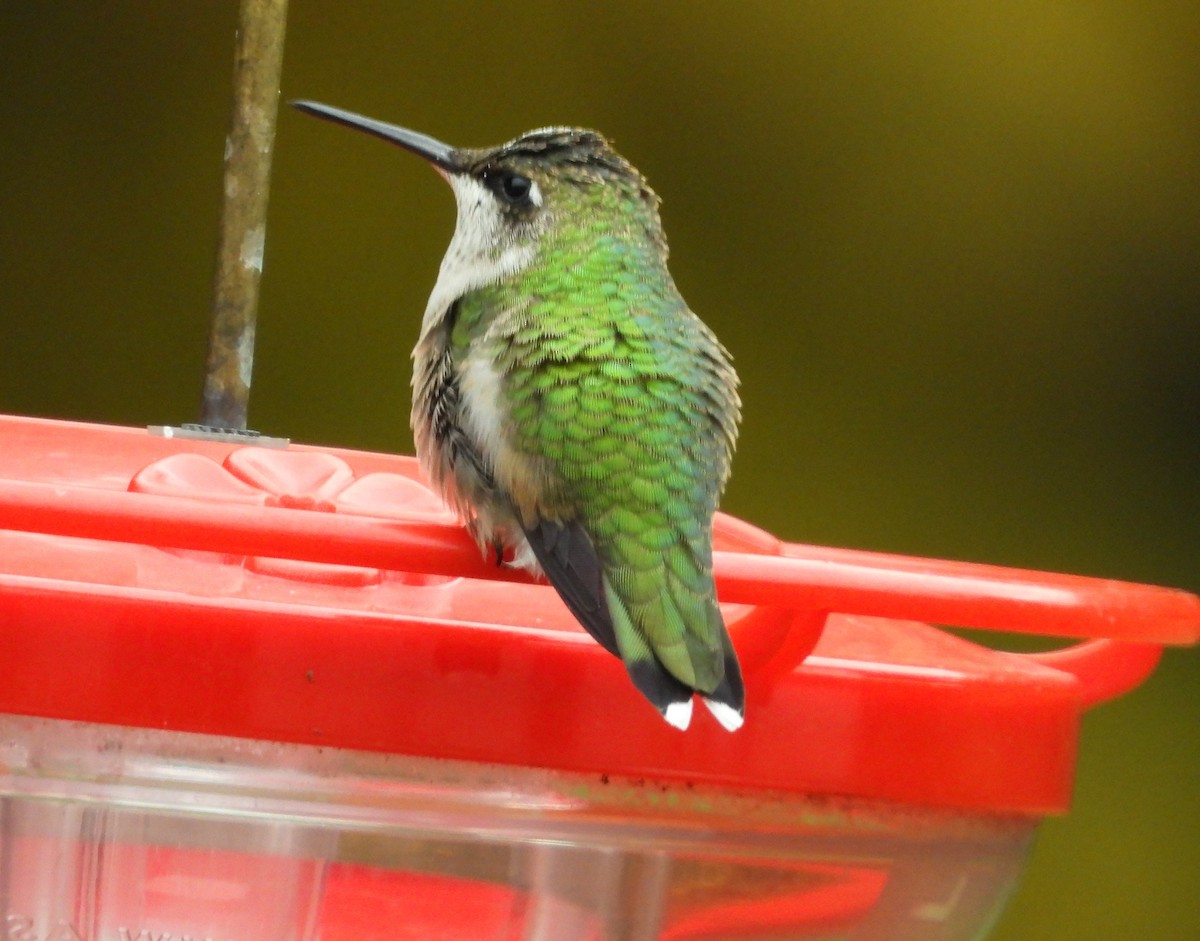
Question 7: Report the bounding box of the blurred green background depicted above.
[1,3,1196,937]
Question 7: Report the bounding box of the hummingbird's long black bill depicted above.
[291,100,463,172]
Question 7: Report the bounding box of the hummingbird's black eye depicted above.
[485,169,533,205]
[500,173,531,202]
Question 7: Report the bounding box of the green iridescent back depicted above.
[450,164,740,695]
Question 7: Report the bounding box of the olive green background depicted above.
[1,4,1197,938]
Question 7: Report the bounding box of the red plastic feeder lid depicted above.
[0,414,1197,814]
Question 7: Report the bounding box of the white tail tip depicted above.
[703,698,744,732]
[663,699,694,731]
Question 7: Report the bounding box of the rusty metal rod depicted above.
[201,0,289,429]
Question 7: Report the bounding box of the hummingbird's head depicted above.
[293,102,666,310]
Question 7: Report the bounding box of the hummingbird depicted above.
[293,101,744,731]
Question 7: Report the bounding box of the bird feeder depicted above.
[0,413,1196,940]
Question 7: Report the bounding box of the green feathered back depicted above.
[454,166,740,697]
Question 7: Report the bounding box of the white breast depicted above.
[420,175,538,339]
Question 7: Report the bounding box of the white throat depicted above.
[420,174,539,338]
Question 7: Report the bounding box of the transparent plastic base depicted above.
[0,714,1034,941]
